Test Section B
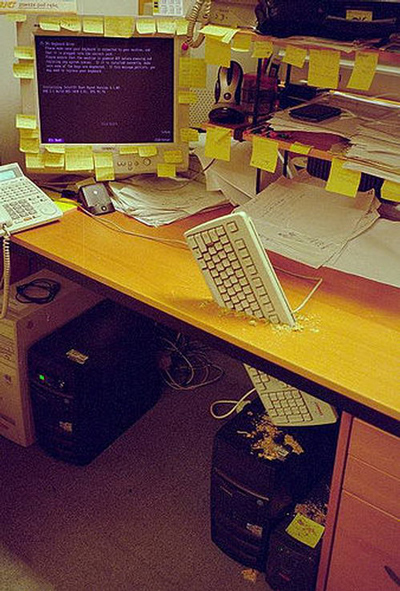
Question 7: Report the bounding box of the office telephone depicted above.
[185,0,257,47]
[0,163,63,319]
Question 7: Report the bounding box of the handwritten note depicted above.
[156,19,176,34]
[179,58,206,88]
[205,36,231,67]
[232,33,252,52]
[19,137,39,153]
[180,128,200,142]
[283,45,307,68]
[14,46,34,60]
[65,146,94,171]
[164,150,183,164]
[308,49,340,89]
[25,153,45,169]
[205,127,232,161]
[16,114,37,130]
[175,19,188,36]
[290,142,312,155]
[60,16,81,32]
[157,163,176,178]
[94,152,115,181]
[286,514,325,548]
[13,62,34,79]
[347,52,378,91]
[325,158,361,197]
[83,17,104,34]
[39,17,61,31]
[381,180,400,202]
[44,152,65,168]
[104,17,134,37]
[136,19,156,35]
[119,145,138,154]
[138,146,158,157]
[178,91,197,104]
[252,41,274,59]
[250,136,278,173]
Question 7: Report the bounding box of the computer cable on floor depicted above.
[209,386,257,419]
[0,226,11,320]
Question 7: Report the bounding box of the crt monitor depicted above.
[17,15,190,178]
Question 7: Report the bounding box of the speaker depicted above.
[209,61,245,125]
[79,182,115,216]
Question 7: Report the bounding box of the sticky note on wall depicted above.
[205,127,232,161]
[325,158,361,197]
[347,52,378,91]
[308,49,340,89]
[250,136,278,173]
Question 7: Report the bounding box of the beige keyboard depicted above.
[244,364,337,427]
[184,211,295,326]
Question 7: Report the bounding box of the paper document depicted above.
[109,177,228,227]
[238,172,379,268]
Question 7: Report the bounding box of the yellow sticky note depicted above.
[180,128,200,142]
[45,144,65,153]
[83,17,104,34]
[250,136,279,173]
[325,158,361,197]
[6,14,27,22]
[286,514,325,548]
[157,163,176,178]
[175,19,188,36]
[20,137,39,154]
[347,52,378,91]
[104,17,134,38]
[200,24,234,37]
[156,19,176,34]
[16,114,37,130]
[290,142,312,155]
[381,180,400,202]
[65,146,94,171]
[221,28,238,44]
[25,152,45,169]
[44,152,65,168]
[205,36,231,67]
[60,17,82,32]
[94,152,115,181]
[19,128,39,139]
[119,145,139,154]
[252,41,274,59]
[232,33,252,52]
[308,49,340,89]
[205,127,232,162]
[283,45,307,68]
[138,146,158,157]
[180,58,206,88]
[136,19,156,35]
[13,62,34,80]
[178,91,197,104]
[346,9,372,20]
[164,150,183,164]
[14,46,34,60]
[54,200,78,212]
[39,17,61,32]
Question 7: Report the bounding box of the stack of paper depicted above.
[109,176,228,227]
[345,109,400,182]
[238,172,380,268]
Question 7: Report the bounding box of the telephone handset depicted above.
[0,163,63,318]
[185,0,257,47]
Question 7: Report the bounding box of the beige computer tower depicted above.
[0,270,102,446]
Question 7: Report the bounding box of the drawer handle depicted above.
[384,566,400,587]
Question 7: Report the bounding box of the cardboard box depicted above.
[0,270,102,446]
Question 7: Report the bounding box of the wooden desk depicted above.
[12,208,400,435]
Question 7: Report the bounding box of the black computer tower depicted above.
[211,399,337,570]
[265,480,330,590]
[28,300,161,465]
